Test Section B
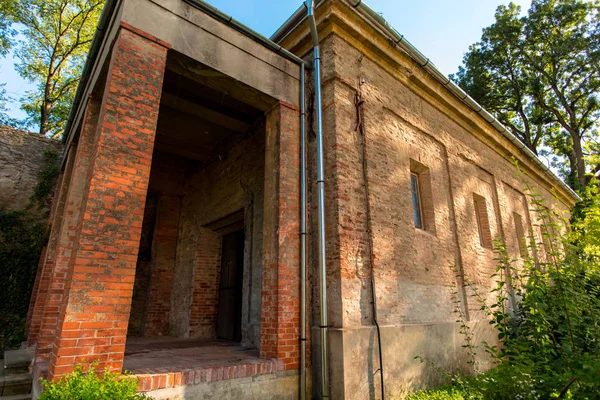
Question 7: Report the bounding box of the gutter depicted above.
[182,0,309,67]
[271,0,580,203]
[61,0,119,147]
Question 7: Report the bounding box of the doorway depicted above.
[216,229,245,341]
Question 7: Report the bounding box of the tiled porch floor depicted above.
[123,337,276,392]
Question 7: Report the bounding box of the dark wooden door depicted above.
[216,229,244,341]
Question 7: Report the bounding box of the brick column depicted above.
[47,27,168,380]
[260,102,301,371]
[27,148,75,347]
[35,97,101,359]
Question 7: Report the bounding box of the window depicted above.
[411,173,423,229]
[513,212,528,257]
[409,159,435,233]
[473,194,493,249]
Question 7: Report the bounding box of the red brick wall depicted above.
[171,126,266,345]
[144,194,181,336]
[35,97,101,359]
[260,102,300,371]
[27,150,74,347]
[189,227,222,339]
[47,27,168,380]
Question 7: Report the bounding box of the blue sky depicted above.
[0,0,531,121]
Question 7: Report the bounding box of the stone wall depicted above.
[0,126,63,211]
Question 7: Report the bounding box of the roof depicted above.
[271,0,580,203]
[62,0,579,203]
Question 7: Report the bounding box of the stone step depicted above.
[0,394,32,400]
[0,373,32,397]
[3,350,32,376]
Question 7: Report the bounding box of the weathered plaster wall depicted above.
[0,126,63,211]
[310,28,573,399]
[171,126,265,348]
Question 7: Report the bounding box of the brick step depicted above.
[0,373,32,397]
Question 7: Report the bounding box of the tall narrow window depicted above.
[473,194,493,249]
[409,159,435,234]
[513,212,528,257]
[411,173,423,229]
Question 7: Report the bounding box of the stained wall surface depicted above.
[296,7,574,397]
[0,126,63,211]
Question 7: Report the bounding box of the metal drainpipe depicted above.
[306,1,330,398]
[299,62,308,400]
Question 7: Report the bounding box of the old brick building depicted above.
[25,0,578,399]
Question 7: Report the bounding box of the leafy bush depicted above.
[407,385,476,400]
[0,208,49,352]
[409,178,600,399]
[39,364,151,400]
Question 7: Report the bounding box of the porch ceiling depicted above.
[154,53,265,162]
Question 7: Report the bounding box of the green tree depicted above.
[0,0,17,56]
[454,0,600,191]
[0,84,10,125]
[1,0,104,138]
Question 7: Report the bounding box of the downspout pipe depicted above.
[300,62,308,400]
[306,1,330,399]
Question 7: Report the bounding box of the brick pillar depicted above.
[27,148,75,347]
[27,245,47,335]
[189,227,222,339]
[47,27,168,380]
[260,102,301,371]
[144,195,180,336]
[35,97,101,359]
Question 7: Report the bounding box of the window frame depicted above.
[411,172,424,230]
[513,211,528,257]
[473,193,493,249]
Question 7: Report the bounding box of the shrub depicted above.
[409,176,600,399]
[0,208,48,352]
[406,385,478,400]
[39,364,151,400]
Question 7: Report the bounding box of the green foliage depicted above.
[453,0,600,190]
[39,364,151,400]
[0,208,48,352]
[0,83,21,128]
[30,148,61,209]
[572,179,600,259]
[1,0,104,138]
[0,84,9,125]
[407,384,477,400]
[409,181,600,399]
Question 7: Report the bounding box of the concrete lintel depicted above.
[122,0,301,108]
